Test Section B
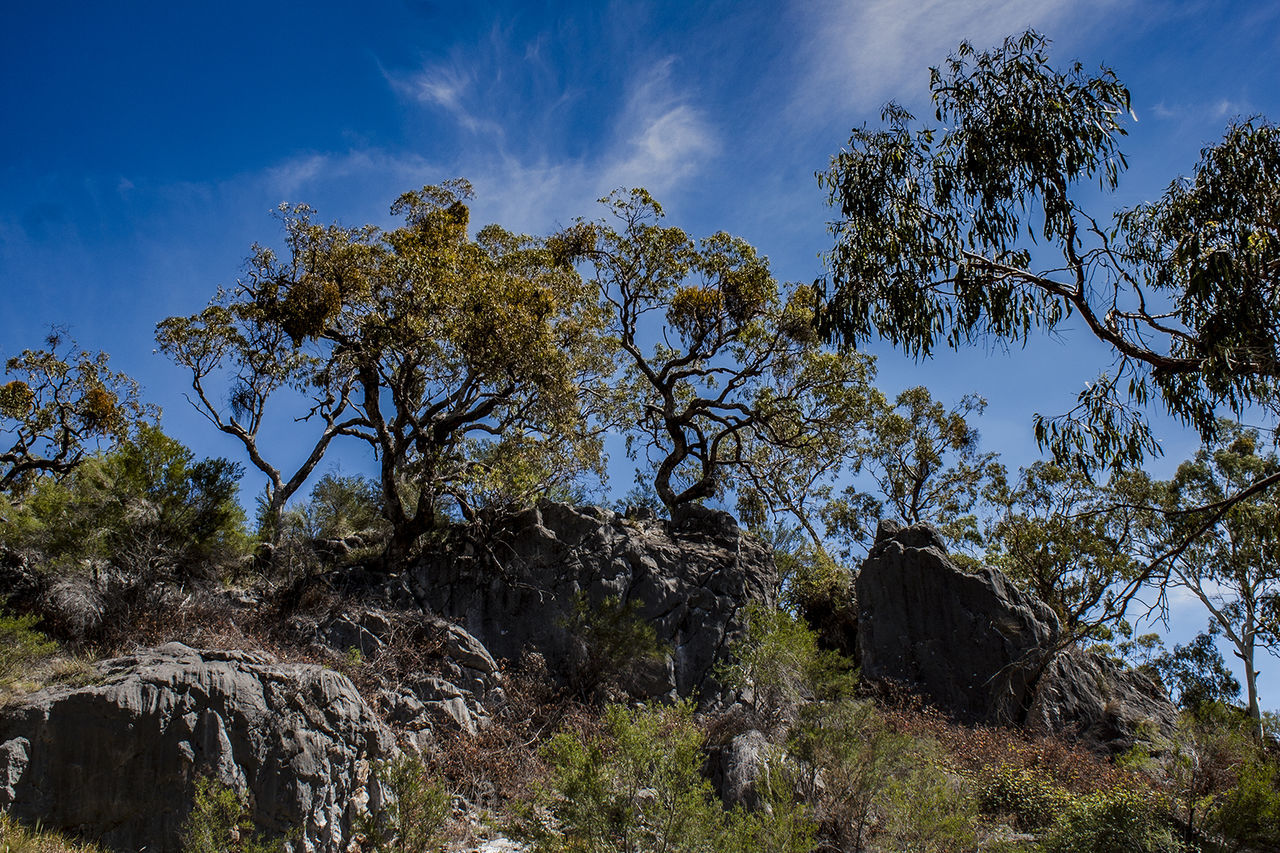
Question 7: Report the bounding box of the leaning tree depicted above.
[820,30,1280,483]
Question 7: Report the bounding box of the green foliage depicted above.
[789,698,978,852]
[581,188,876,516]
[1040,787,1178,853]
[720,603,853,732]
[1,330,153,494]
[0,425,247,584]
[1163,703,1280,852]
[974,765,1073,831]
[1203,750,1280,851]
[180,776,277,853]
[1150,630,1241,712]
[567,594,669,700]
[161,180,611,566]
[821,29,1280,476]
[359,755,452,853]
[985,461,1144,637]
[1148,421,1280,724]
[516,700,813,853]
[0,607,58,685]
[825,386,1004,558]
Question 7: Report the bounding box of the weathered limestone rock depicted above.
[309,606,503,737]
[0,643,395,852]
[411,502,777,703]
[856,520,1176,752]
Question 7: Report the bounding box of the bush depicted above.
[0,608,58,686]
[1041,787,1179,853]
[180,776,277,853]
[974,765,1073,831]
[0,425,248,584]
[516,700,813,853]
[719,603,853,733]
[359,754,452,853]
[566,594,669,700]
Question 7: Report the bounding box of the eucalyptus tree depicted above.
[1,330,151,495]
[1152,423,1280,728]
[156,228,361,545]
[820,30,1280,489]
[985,461,1144,638]
[824,387,1004,559]
[162,180,610,566]
[571,188,876,524]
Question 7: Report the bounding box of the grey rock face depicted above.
[411,502,777,703]
[309,605,503,738]
[0,643,395,852]
[856,521,1176,751]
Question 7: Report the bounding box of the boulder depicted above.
[0,643,395,852]
[856,520,1176,751]
[411,502,776,703]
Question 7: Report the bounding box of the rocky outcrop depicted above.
[307,606,504,740]
[411,502,776,703]
[856,520,1177,752]
[0,643,395,852]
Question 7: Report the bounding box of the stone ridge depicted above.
[857,520,1177,752]
[411,502,777,703]
[0,642,395,853]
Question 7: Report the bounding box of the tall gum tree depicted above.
[819,30,1280,487]
[1151,423,1280,729]
[163,180,610,566]
[570,189,877,526]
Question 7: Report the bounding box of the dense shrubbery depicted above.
[515,700,813,853]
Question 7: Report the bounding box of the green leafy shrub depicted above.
[0,425,247,583]
[359,754,452,853]
[180,776,277,853]
[516,700,813,853]
[1204,754,1280,851]
[566,594,668,700]
[719,603,853,733]
[975,765,1073,831]
[1041,787,1178,853]
[0,608,58,686]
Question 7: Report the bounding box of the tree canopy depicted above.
[573,189,876,524]
[819,29,1280,477]
[160,180,610,565]
[1,330,152,495]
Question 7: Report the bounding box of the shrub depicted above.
[359,754,452,853]
[566,594,668,701]
[789,698,910,852]
[516,700,813,853]
[180,776,277,853]
[0,608,58,685]
[0,425,248,584]
[719,603,853,733]
[1041,787,1178,853]
[974,765,1073,831]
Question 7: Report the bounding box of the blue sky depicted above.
[4,1,1280,706]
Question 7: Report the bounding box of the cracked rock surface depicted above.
[0,643,395,852]
[857,520,1177,752]
[411,502,777,703]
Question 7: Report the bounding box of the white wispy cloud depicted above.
[791,0,1129,118]
[375,48,718,232]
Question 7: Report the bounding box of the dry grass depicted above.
[0,814,104,853]
[877,695,1141,795]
